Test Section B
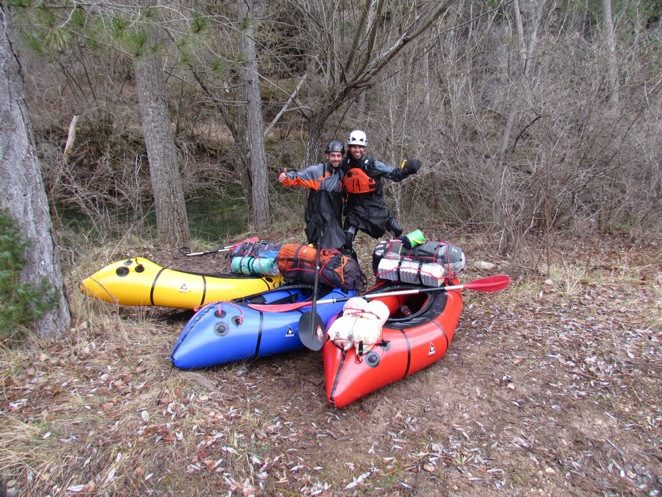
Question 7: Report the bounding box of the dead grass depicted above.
[0,233,660,496]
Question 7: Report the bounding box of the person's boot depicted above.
[342,227,358,260]
[386,217,403,238]
[343,247,358,261]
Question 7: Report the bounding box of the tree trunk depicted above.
[0,5,70,335]
[238,0,270,230]
[601,0,620,113]
[422,46,432,126]
[134,23,190,246]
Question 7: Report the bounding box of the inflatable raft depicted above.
[171,285,356,369]
[323,282,463,408]
[80,257,283,309]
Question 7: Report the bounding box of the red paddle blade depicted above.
[230,236,259,249]
[462,274,510,292]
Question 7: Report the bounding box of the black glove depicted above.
[397,235,413,249]
[404,159,422,175]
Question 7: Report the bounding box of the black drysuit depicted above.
[342,155,409,239]
[280,162,346,249]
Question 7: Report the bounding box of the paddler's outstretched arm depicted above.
[278,163,326,191]
[371,158,422,182]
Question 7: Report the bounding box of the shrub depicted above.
[0,209,58,340]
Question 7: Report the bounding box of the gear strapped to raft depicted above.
[372,239,467,287]
[277,243,365,291]
[229,240,282,276]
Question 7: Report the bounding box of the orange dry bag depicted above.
[277,243,364,291]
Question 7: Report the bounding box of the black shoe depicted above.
[343,247,358,261]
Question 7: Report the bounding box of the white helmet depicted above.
[347,130,367,147]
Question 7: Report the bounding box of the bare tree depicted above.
[0,5,70,335]
[276,0,459,159]
[238,0,271,230]
[134,17,190,246]
[9,0,662,253]
[601,0,620,113]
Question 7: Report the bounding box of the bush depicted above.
[0,210,58,340]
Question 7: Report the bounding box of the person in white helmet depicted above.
[341,130,422,255]
[278,139,346,249]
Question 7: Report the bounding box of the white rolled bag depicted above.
[327,297,389,355]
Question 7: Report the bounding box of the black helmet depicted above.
[325,139,345,155]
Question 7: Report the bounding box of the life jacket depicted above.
[343,167,377,194]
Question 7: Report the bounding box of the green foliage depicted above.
[8,0,35,8]
[110,15,129,38]
[98,14,149,57]
[176,15,217,69]
[10,2,85,54]
[142,6,158,22]
[240,15,250,30]
[125,29,149,57]
[0,210,58,340]
[191,13,208,34]
[210,57,226,75]
[11,2,69,53]
[69,5,85,28]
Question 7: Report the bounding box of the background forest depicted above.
[10,0,662,255]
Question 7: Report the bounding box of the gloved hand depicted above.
[403,159,422,175]
[397,235,413,249]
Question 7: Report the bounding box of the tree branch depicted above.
[353,0,386,78]
[346,0,456,90]
[264,74,307,137]
[343,2,371,75]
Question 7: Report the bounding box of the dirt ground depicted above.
[0,232,660,497]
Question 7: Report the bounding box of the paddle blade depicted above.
[298,312,326,351]
[463,274,510,292]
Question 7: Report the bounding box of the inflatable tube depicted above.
[80,257,282,309]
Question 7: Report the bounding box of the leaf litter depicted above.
[0,234,660,496]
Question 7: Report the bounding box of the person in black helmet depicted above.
[278,140,346,249]
[341,129,422,254]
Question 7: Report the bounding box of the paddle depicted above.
[296,273,510,351]
[183,236,260,257]
[247,274,511,313]
[297,241,325,351]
